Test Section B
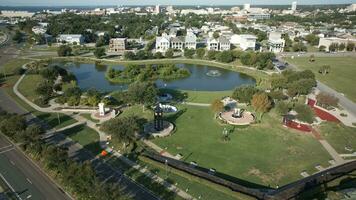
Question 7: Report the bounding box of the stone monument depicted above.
[99,102,105,116]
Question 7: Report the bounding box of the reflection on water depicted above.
[57,62,256,92]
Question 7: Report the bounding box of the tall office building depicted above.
[243,3,251,11]
[291,1,297,11]
[155,5,160,14]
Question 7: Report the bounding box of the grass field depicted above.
[184,90,232,104]
[285,56,356,102]
[17,74,45,104]
[79,113,100,123]
[153,105,331,187]
[61,124,102,155]
[319,122,356,154]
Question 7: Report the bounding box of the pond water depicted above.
[59,62,256,92]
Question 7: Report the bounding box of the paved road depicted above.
[0,134,72,200]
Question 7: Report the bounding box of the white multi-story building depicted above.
[207,36,230,51]
[156,31,197,52]
[155,33,170,52]
[155,5,160,14]
[346,4,356,12]
[57,34,84,44]
[268,32,285,53]
[243,4,251,11]
[230,34,257,51]
[291,1,297,11]
[185,30,197,49]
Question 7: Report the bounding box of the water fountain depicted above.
[206,69,222,77]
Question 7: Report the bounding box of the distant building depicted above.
[291,1,297,11]
[155,5,160,14]
[268,32,285,53]
[230,34,257,51]
[108,38,127,53]
[32,26,47,35]
[318,37,356,52]
[185,30,197,50]
[243,4,251,11]
[155,31,197,52]
[57,34,84,44]
[156,33,171,52]
[207,36,230,51]
[0,10,34,18]
[248,13,270,20]
[346,4,356,12]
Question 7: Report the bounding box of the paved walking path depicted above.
[13,70,194,200]
[143,140,176,159]
[311,129,345,165]
[184,102,211,107]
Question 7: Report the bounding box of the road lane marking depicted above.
[0,147,14,154]
[0,145,12,150]
[0,173,23,200]
[26,178,32,184]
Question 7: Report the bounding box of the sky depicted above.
[0,0,355,6]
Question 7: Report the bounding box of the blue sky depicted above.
[0,0,355,6]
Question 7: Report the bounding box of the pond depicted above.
[59,62,256,92]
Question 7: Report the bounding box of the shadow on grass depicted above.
[296,175,356,200]
[36,112,74,128]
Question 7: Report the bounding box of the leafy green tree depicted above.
[207,50,217,60]
[292,42,307,52]
[12,30,23,43]
[183,48,195,58]
[213,31,220,39]
[232,85,259,103]
[275,101,290,115]
[127,82,158,107]
[328,43,338,52]
[57,45,72,57]
[304,34,319,45]
[346,43,355,51]
[154,52,163,59]
[124,51,136,60]
[210,99,224,118]
[165,49,174,58]
[294,104,314,124]
[196,48,205,59]
[136,50,147,60]
[35,81,53,97]
[216,50,233,63]
[338,43,346,51]
[94,47,106,58]
[316,92,339,108]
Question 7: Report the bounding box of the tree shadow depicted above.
[159,88,188,102]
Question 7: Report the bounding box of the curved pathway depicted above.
[13,69,194,200]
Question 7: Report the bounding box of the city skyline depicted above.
[0,0,355,6]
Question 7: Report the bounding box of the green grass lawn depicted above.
[80,113,100,123]
[61,124,102,155]
[153,105,331,187]
[119,104,154,121]
[17,74,45,104]
[319,122,356,154]
[285,56,356,102]
[184,90,232,104]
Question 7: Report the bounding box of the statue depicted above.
[99,102,105,116]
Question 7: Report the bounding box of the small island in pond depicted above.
[106,64,191,83]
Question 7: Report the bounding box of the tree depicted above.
[328,43,338,52]
[318,65,331,75]
[127,82,158,108]
[292,42,307,52]
[213,31,220,39]
[165,49,174,58]
[207,50,217,60]
[124,51,136,60]
[319,45,326,52]
[304,34,319,46]
[338,43,346,51]
[210,99,224,118]
[57,45,72,57]
[154,52,163,59]
[294,104,314,124]
[100,116,141,147]
[12,30,23,43]
[35,81,53,97]
[0,114,26,137]
[346,43,355,51]
[316,92,339,108]
[275,101,290,115]
[196,48,205,59]
[232,85,259,103]
[184,48,195,58]
[216,50,233,63]
[251,93,272,121]
[271,75,287,89]
[94,47,106,58]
